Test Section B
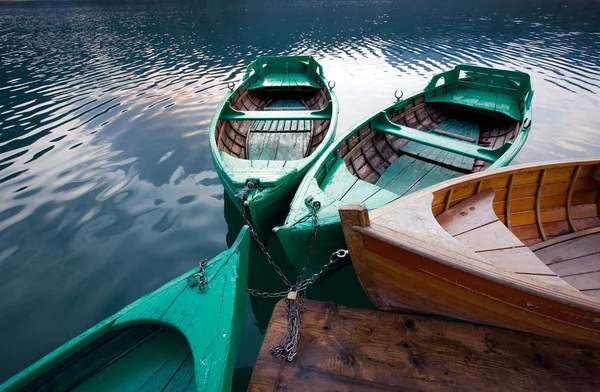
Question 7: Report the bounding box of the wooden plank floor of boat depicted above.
[248,299,600,392]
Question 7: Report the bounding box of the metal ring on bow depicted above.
[328,80,336,90]
[394,90,404,101]
[227,82,235,91]
[523,118,531,129]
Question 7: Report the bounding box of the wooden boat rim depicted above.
[370,157,600,220]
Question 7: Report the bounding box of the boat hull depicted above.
[220,171,303,242]
[211,56,339,244]
[340,159,600,346]
[1,227,251,392]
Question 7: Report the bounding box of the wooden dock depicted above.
[249,299,600,391]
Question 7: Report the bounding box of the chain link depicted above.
[236,182,349,361]
[246,288,288,299]
[236,181,293,288]
[187,258,209,291]
[270,296,303,361]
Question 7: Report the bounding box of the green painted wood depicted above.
[221,101,332,121]
[274,64,533,276]
[398,119,479,172]
[320,160,359,200]
[244,56,323,91]
[0,227,251,392]
[373,113,511,163]
[378,157,437,196]
[424,65,532,121]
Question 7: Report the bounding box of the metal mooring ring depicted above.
[227,82,235,91]
[394,90,404,101]
[328,80,336,90]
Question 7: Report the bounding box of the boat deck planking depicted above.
[534,229,600,297]
[247,99,311,161]
[217,73,332,161]
[248,299,600,392]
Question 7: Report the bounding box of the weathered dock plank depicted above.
[249,299,600,392]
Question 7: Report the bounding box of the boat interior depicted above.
[315,67,532,207]
[216,60,333,162]
[338,94,520,195]
[19,325,196,391]
[431,163,600,297]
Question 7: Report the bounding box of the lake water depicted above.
[0,0,599,387]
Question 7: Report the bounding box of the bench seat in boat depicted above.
[427,90,522,121]
[436,189,574,289]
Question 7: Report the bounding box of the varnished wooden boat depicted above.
[210,56,338,240]
[0,227,250,392]
[275,65,532,275]
[340,159,600,346]
[249,299,600,392]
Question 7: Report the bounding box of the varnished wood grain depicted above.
[341,159,600,346]
[248,299,600,392]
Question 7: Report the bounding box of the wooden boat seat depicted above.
[221,101,332,121]
[371,112,511,163]
[423,65,532,121]
[427,90,522,121]
[246,57,323,90]
[399,119,480,172]
[436,189,574,289]
[247,72,321,91]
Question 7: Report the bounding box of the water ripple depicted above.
[0,0,599,385]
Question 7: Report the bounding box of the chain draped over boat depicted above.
[236,181,348,361]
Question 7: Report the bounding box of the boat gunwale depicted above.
[209,56,339,188]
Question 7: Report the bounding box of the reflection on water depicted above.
[0,0,599,385]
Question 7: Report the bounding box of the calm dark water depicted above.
[1,0,599,387]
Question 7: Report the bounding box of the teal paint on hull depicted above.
[210,56,339,244]
[275,65,533,276]
[0,227,251,392]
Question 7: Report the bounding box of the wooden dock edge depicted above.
[248,299,600,391]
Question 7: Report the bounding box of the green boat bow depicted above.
[274,65,533,276]
[210,56,339,241]
[0,227,250,392]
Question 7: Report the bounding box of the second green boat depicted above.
[210,56,339,241]
[274,65,533,276]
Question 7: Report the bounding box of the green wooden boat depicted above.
[0,227,250,392]
[210,56,338,241]
[274,65,533,276]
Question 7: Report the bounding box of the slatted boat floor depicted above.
[372,119,477,196]
[248,299,600,392]
[248,99,310,161]
[534,229,600,297]
[399,119,480,172]
[375,155,463,197]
